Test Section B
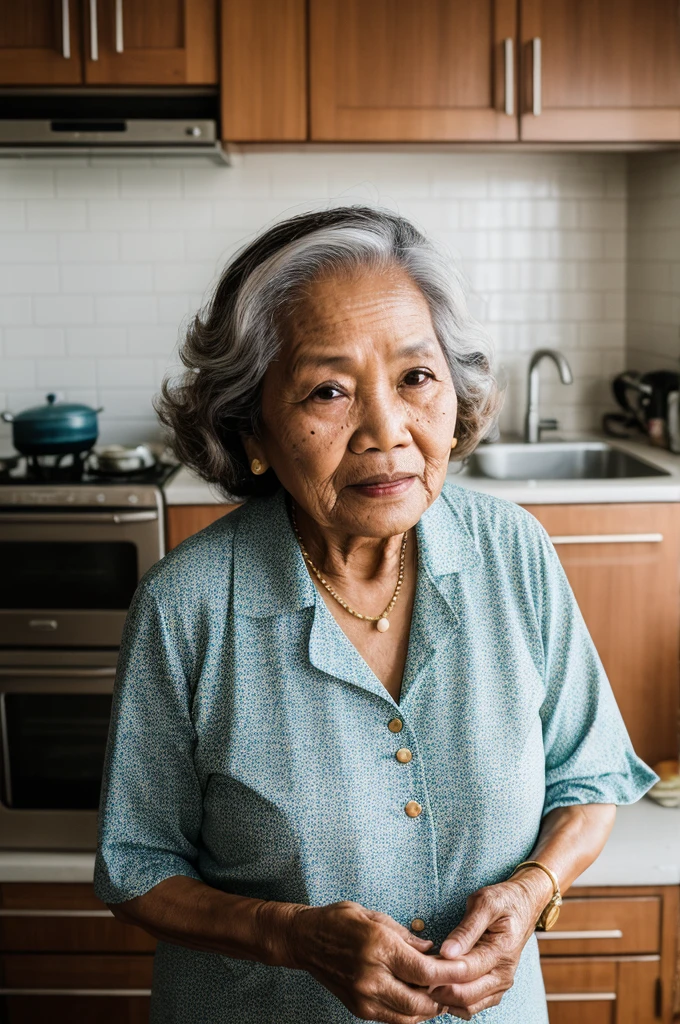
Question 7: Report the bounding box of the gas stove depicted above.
[0,451,179,507]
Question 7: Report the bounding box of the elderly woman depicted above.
[94,206,657,1024]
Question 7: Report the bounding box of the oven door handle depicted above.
[0,511,158,524]
[0,667,116,677]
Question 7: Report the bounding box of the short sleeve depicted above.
[93,582,204,904]
[531,521,659,817]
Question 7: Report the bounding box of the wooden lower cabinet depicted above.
[522,503,680,765]
[166,502,241,550]
[0,883,155,1024]
[539,886,679,1024]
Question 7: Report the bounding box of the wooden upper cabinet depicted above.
[221,0,307,141]
[520,0,680,141]
[309,0,519,141]
[523,503,680,766]
[0,0,82,84]
[83,0,217,85]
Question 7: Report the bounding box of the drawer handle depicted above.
[0,988,151,997]
[537,929,623,940]
[546,992,616,1002]
[549,533,663,545]
[0,909,114,918]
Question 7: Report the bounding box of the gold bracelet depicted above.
[509,860,563,931]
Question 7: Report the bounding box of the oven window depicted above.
[0,542,138,609]
[3,693,112,810]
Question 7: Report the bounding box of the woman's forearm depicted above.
[108,875,303,967]
[511,803,617,905]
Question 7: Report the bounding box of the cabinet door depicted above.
[166,504,241,549]
[520,0,680,141]
[310,0,519,141]
[221,0,307,141]
[0,1,82,85]
[522,503,680,765]
[84,0,217,85]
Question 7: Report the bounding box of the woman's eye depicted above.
[402,369,433,387]
[311,384,344,401]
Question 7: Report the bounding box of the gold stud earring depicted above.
[251,458,266,475]
[450,437,458,450]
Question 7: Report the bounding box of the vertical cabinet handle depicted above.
[89,0,99,61]
[115,0,124,53]
[504,38,514,116]
[532,37,542,115]
[61,0,71,59]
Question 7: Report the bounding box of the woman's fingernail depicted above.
[440,940,460,957]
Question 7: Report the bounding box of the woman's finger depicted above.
[430,937,503,985]
[429,967,507,1008]
[439,889,500,958]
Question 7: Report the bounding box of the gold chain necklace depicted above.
[290,502,408,633]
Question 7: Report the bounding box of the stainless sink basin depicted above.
[457,442,670,481]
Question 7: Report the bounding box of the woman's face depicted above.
[244,266,458,537]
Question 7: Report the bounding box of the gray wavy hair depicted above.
[155,205,503,498]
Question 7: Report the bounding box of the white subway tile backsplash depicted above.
[96,358,156,387]
[0,151,632,440]
[35,296,95,325]
[58,232,119,263]
[26,200,88,231]
[0,201,26,229]
[0,360,36,388]
[0,297,32,325]
[89,200,150,230]
[95,295,157,325]
[4,331,65,360]
[61,263,154,294]
[56,168,119,199]
[0,168,55,199]
[0,232,57,262]
[120,232,185,262]
[36,358,95,388]
[128,326,181,355]
[67,326,127,356]
[0,265,59,294]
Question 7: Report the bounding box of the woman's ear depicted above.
[240,433,269,475]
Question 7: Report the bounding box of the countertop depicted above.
[0,799,677,887]
[163,435,680,507]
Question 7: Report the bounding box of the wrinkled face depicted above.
[243,266,458,538]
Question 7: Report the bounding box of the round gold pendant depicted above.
[376,617,390,632]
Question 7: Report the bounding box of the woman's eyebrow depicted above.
[290,339,438,375]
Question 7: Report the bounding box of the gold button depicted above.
[411,918,426,932]
[388,718,403,733]
[404,800,422,817]
[395,748,412,763]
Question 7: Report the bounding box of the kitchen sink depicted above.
[457,442,670,481]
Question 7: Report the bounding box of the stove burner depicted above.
[24,451,90,482]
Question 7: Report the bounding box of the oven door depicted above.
[0,652,117,850]
[0,508,162,647]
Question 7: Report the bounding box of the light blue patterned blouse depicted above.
[94,481,657,1024]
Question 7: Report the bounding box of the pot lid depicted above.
[14,393,100,422]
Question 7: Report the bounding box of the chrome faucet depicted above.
[524,348,574,443]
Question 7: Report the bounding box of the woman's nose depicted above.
[349,390,411,453]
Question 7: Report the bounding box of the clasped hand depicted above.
[283,872,550,1023]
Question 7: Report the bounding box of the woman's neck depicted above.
[291,500,407,587]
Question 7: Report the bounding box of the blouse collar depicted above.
[232,483,482,619]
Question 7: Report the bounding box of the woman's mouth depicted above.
[348,474,416,498]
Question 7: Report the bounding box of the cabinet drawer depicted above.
[0,993,150,1024]
[537,896,660,955]
[0,954,154,989]
[0,883,155,952]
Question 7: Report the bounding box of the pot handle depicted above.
[96,407,104,413]
[1,412,13,423]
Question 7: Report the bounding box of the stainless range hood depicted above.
[0,88,229,165]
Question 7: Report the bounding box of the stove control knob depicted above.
[127,494,139,504]
[96,493,106,503]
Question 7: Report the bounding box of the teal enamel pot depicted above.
[1,393,103,456]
